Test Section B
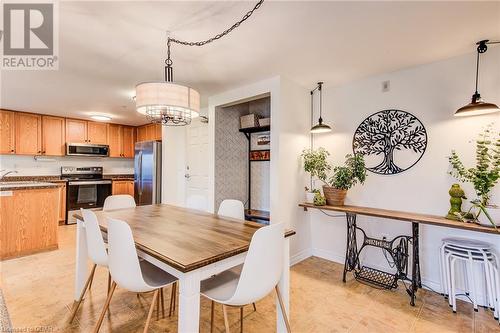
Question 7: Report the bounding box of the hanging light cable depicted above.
[135,0,265,126]
[310,82,332,133]
[455,39,500,117]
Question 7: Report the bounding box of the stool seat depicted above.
[443,237,492,250]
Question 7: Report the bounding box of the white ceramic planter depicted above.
[305,192,316,203]
[477,205,500,227]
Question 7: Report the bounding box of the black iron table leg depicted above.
[343,213,357,282]
[410,222,420,306]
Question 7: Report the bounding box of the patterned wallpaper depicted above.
[214,97,271,211]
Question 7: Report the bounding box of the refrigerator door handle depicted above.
[138,151,143,195]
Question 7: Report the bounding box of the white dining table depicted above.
[73,204,295,332]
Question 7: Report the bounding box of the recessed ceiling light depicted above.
[91,115,112,121]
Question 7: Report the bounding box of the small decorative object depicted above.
[455,40,500,117]
[249,150,270,161]
[240,114,259,129]
[258,117,270,127]
[449,125,500,228]
[257,134,270,145]
[301,148,366,206]
[304,187,319,203]
[353,109,427,175]
[313,192,326,206]
[446,184,466,221]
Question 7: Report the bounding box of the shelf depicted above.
[239,125,270,134]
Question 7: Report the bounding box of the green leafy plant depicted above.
[304,186,320,194]
[329,154,367,190]
[301,148,331,184]
[449,125,500,228]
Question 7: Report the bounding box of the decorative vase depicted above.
[322,185,347,206]
[305,192,316,203]
[446,184,466,221]
[313,193,326,206]
[477,205,500,227]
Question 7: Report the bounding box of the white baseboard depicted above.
[290,248,312,266]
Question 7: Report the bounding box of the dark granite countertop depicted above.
[103,174,135,181]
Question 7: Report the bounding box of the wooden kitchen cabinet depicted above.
[137,123,162,142]
[0,110,15,154]
[112,180,134,196]
[41,116,65,156]
[0,187,59,260]
[15,112,42,155]
[87,121,108,144]
[65,119,87,143]
[108,124,135,158]
[58,184,66,223]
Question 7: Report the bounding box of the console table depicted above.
[299,203,498,306]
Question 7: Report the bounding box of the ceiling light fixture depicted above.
[455,39,500,117]
[90,115,112,121]
[136,0,265,127]
[310,82,332,134]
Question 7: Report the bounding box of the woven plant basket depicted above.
[322,186,347,206]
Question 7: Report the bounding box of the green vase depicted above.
[446,184,465,220]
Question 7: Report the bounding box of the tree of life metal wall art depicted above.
[352,110,427,175]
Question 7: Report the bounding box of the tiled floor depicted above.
[1,225,499,332]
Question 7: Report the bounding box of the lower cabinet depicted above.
[0,188,59,259]
[112,180,134,196]
[58,184,66,223]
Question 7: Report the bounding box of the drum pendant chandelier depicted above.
[135,0,265,126]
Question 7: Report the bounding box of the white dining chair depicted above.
[186,194,208,211]
[93,218,178,333]
[200,223,291,333]
[103,194,136,211]
[218,199,245,220]
[69,209,110,323]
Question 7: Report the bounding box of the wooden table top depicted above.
[299,203,499,235]
[74,204,295,272]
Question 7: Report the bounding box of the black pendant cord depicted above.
[474,49,480,97]
[318,82,323,124]
[473,40,500,100]
[164,0,265,83]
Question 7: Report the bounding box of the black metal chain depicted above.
[164,0,264,76]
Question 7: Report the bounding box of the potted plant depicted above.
[323,154,367,206]
[301,147,331,202]
[449,126,500,228]
[301,148,366,206]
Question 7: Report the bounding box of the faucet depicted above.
[0,170,18,180]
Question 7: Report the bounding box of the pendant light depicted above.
[135,0,265,126]
[455,40,500,117]
[310,82,332,134]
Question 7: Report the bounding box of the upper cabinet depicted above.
[65,119,87,143]
[42,116,65,156]
[0,110,15,154]
[65,119,108,144]
[87,121,108,144]
[137,123,162,142]
[108,124,136,158]
[15,113,42,155]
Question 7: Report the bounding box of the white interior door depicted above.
[185,118,209,205]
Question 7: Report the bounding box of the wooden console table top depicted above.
[299,203,499,235]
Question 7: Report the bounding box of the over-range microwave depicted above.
[66,143,109,157]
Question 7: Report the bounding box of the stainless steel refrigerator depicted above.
[134,141,162,205]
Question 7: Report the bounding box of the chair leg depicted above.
[240,307,244,333]
[144,289,159,333]
[160,288,165,318]
[156,290,160,321]
[93,281,117,333]
[173,282,177,313]
[89,265,96,291]
[69,264,97,323]
[275,286,291,333]
[210,301,215,333]
[252,302,257,312]
[169,283,175,317]
[107,271,111,295]
[223,304,231,333]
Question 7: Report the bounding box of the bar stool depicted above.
[439,237,498,318]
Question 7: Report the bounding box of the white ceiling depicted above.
[2,1,499,125]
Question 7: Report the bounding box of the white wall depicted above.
[310,47,500,299]
[207,76,311,262]
[161,126,186,206]
[0,154,133,175]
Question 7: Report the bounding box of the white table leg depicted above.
[74,219,88,300]
[178,270,201,333]
[277,238,290,332]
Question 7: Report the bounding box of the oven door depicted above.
[66,180,112,224]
